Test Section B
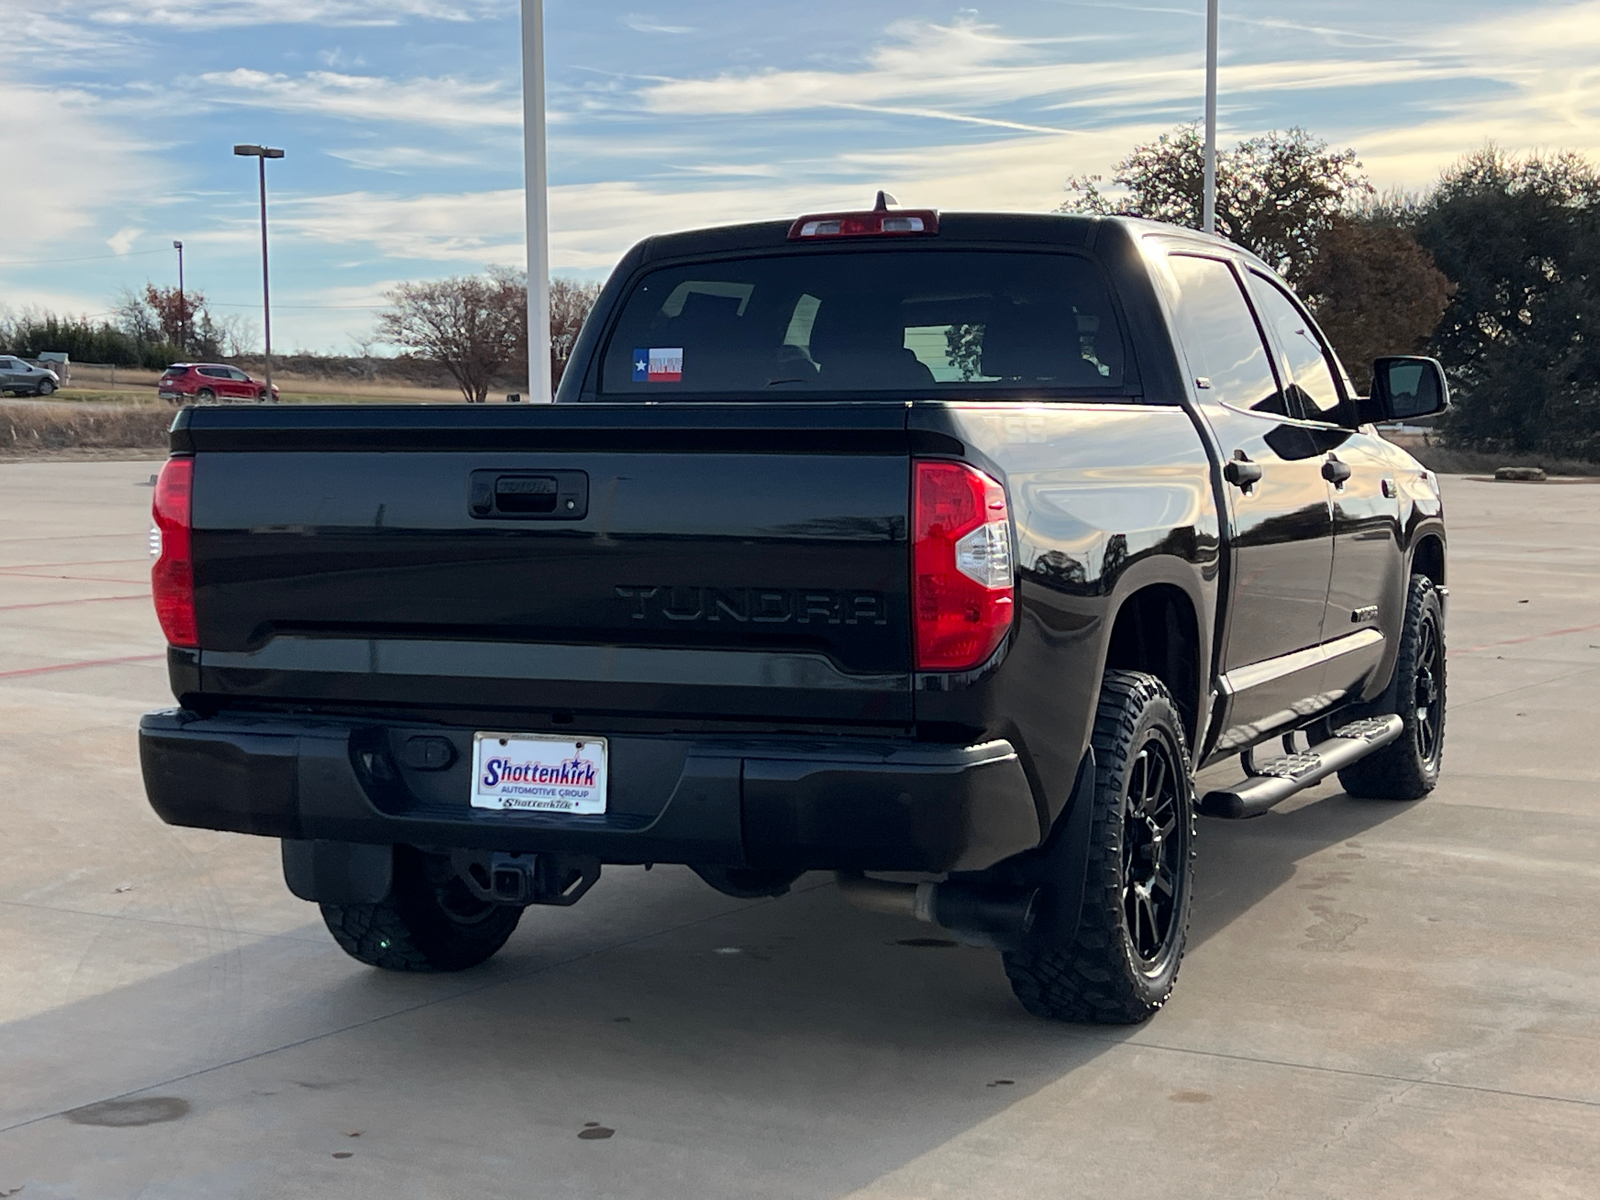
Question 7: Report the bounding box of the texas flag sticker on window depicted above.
[633,347,683,382]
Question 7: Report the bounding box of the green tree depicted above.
[1409,147,1600,457]
[1299,215,1454,393]
[1064,124,1373,284]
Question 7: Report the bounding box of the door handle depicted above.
[1322,457,1353,486]
[1223,453,1263,490]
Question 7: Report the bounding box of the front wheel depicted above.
[36,379,54,396]
[321,845,522,971]
[1337,575,1446,800]
[1004,670,1196,1024]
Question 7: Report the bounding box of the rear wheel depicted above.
[196,387,216,404]
[321,845,522,971]
[1337,575,1446,800]
[1003,671,1196,1023]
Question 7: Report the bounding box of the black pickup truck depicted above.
[139,206,1449,1023]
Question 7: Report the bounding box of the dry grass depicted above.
[1387,434,1600,477]
[0,401,172,457]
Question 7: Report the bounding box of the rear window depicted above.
[599,250,1127,397]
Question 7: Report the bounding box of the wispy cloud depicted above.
[622,13,695,35]
[72,0,511,31]
[197,68,522,128]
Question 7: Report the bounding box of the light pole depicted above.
[521,0,552,402]
[172,240,186,354]
[233,143,284,400]
[1203,0,1218,236]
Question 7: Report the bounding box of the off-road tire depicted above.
[36,379,54,396]
[321,845,522,971]
[1337,575,1446,800]
[1003,670,1196,1024]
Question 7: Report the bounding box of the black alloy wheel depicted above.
[1003,670,1196,1024]
[1412,606,1443,766]
[1122,733,1188,965]
[1338,574,1446,800]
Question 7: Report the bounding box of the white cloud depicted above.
[75,0,510,31]
[0,85,161,250]
[106,227,141,255]
[197,68,523,129]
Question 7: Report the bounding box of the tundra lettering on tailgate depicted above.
[615,585,888,626]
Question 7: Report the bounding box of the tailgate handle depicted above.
[469,470,588,520]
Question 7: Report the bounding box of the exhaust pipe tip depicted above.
[836,873,1038,951]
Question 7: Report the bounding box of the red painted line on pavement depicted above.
[0,558,147,573]
[0,653,165,681]
[1,572,149,584]
[1454,620,1600,655]
[0,593,147,613]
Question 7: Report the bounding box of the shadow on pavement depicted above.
[0,786,1417,1197]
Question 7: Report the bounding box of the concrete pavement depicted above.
[0,460,1596,1198]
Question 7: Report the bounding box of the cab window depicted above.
[599,250,1132,398]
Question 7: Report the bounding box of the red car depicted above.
[157,363,279,404]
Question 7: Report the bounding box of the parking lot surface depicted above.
[1,459,1597,1198]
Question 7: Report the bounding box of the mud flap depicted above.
[282,839,393,904]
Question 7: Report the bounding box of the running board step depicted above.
[1200,716,1404,819]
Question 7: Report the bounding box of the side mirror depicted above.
[1365,356,1450,424]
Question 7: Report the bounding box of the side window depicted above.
[229,368,250,382]
[1165,254,1287,416]
[1247,271,1344,421]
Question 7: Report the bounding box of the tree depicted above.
[550,278,603,389]
[115,284,238,359]
[1299,216,1454,393]
[1064,124,1373,285]
[377,268,526,403]
[377,271,603,401]
[1410,147,1600,457]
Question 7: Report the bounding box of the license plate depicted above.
[470,732,608,814]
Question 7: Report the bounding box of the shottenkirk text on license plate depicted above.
[470,733,608,814]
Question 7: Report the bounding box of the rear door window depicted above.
[1165,255,1288,416]
[599,250,1131,398]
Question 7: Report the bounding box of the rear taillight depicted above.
[913,461,1015,671]
[151,457,196,648]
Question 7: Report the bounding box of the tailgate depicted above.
[181,404,913,724]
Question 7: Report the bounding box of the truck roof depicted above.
[631,210,1250,265]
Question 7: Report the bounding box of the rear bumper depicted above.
[138,710,1043,874]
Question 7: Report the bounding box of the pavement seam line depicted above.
[1110,1036,1600,1111]
[0,879,831,1137]
[0,898,331,945]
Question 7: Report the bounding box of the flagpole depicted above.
[521,0,552,402]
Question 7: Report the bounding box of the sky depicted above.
[4,0,1600,353]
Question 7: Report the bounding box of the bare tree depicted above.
[377,268,526,403]
[550,278,603,390]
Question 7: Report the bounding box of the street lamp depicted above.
[233,143,285,400]
[1203,0,1218,236]
[172,240,185,354]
